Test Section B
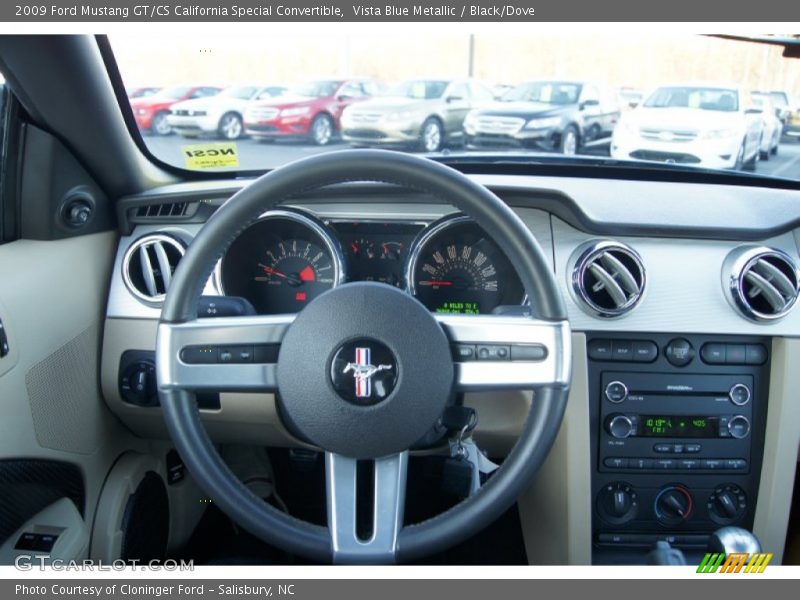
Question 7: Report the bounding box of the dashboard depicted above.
[101,172,800,565]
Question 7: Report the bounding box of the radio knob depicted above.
[654,485,693,526]
[606,414,635,439]
[708,484,747,525]
[728,415,751,439]
[729,384,751,406]
[597,482,638,524]
[605,380,628,403]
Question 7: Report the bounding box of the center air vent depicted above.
[122,233,186,304]
[726,246,800,322]
[571,241,646,318]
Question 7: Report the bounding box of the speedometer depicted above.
[218,210,343,314]
[406,215,525,315]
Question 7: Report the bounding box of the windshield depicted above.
[221,86,259,100]
[110,34,800,182]
[293,80,341,98]
[502,82,582,104]
[643,87,740,111]
[150,85,193,100]
[387,80,449,100]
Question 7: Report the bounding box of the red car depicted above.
[131,85,221,135]
[243,79,383,145]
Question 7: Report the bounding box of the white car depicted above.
[611,84,763,171]
[167,85,287,140]
[751,92,783,159]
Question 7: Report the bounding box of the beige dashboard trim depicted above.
[753,337,800,563]
[518,333,592,565]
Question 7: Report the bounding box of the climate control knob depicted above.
[708,484,747,525]
[654,485,693,526]
[596,482,638,525]
[606,414,635,439]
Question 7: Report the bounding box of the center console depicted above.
[588,333,769,564]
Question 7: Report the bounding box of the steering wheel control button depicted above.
[604,380,628,403]
[510,343,548,361]
[727,415,751,439]
[665,338,695,367]
[729,383,752,406]
[452,344,476,361]
[180,346,218,364]
[476,344,510,360]
[277,282,453,459]
[330,339,398,406]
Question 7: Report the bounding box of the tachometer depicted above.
[407,215,524,315]
[218,210,343,314]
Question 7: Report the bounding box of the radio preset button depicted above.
[665,338,695,367]
[607,415,635,439]
[603,457,629,469]
[729,383,751,406]
[605,381,628,403]
[727,416,751,439]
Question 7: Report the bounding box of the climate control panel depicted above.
[588,333,769,564]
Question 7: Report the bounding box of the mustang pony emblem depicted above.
[342,347,393,398]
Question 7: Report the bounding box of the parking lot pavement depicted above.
[143,134,800,179]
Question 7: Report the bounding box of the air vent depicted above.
[122,234,186,304]
[133,202,192,219]
[726,247,800,321]
[571,241,646,318]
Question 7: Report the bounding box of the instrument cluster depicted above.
[216,208,525,315]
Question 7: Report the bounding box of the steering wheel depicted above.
[156,150,571,564]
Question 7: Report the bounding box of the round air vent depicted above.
[122,233,186,304]
[571,240,646,318]
[725,246,800,321]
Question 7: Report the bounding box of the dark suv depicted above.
[463,80,621,154]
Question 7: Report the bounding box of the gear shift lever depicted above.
[708,526,761,555]
[647,527,760,566]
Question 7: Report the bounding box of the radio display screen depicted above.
[641,415,717,438]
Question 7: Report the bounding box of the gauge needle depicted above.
[418,280,453,286]
[259,264,287,278]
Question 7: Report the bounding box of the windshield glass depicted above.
[150,85,192,100]
[293,80,341,98]
[643,86,740,111]
[221,86,259,100]
[388,80,449,99]
[110,34,800,181]
[502,82,582,104]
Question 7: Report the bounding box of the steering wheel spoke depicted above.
[326,451,408,564]
[435,314,571,391]
[156,314,295,392]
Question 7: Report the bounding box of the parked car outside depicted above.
[126,86,161,99]
[131,85,221,135]
[167,85,287,140]
[490,83,515,99]
[243,79,383,145]
[341,79,494,152]
[611,84,763,170]
[617,86,645,110]
[462,80,621,154]
[750,92,783,159]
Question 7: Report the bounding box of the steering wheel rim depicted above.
[156,149,571,564]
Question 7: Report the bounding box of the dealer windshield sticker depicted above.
[182,143,239,169]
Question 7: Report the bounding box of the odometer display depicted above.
[407,217,524,314]
[219,211,342,314]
